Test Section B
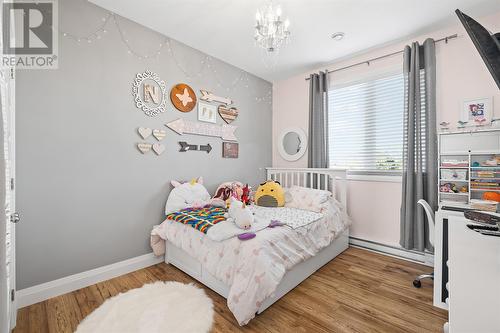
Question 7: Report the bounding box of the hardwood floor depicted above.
[14,247,447,333]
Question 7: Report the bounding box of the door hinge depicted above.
[10,289,14,302]
[10,178,14,191]
[10,213,19,224]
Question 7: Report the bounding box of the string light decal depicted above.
[59,11,272,104]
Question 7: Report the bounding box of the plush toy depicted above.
[165,177,225,214]
[255,180,285,207]
[225,197,254,230]
[440,183,459,193]
[241,184,252,205]
[213,181,244,201]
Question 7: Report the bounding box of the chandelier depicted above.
[254,1,290,53]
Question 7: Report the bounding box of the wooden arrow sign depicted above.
[199,90,233,105]
[178,142,212,153]
[166,118,237,141]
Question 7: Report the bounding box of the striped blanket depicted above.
[166,206,226,234]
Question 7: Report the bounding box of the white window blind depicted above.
[328,73,405,173]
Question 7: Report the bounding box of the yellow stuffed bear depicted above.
[255,180,285,207]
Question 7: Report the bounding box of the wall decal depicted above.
[166,118,237,141]
[132,70,167,117]
[170,83,197,112]
[137,143,152,154]
[138,127,152,139]
[178,141,212,153]
[152,143,165,155]
[179,141,197,152]
[200,90,233,105]
[199,143,212,153]
[218,105,239,124]
[153,129,166,141]
[222,142,239,158]
[198,102,217,123]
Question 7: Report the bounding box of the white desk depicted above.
[434,208,500,332]
[447,216,500,332]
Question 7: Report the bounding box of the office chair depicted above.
[413,199,435,288]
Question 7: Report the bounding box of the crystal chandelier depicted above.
[254,1,290,53]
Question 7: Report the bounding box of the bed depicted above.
[159,167,349,325]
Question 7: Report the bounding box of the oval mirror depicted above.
[278,127,307,161]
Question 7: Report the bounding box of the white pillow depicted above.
[285,186,332,212]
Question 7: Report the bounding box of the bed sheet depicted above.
[151,198,350,325]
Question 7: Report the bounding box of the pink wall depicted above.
[272,11,500,247]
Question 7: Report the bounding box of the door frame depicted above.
[4,67,16,329]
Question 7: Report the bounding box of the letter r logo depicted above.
[2,2,53,55]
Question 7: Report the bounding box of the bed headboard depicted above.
[266,167,347,209]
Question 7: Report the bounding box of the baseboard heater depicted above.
[348,236,434,267]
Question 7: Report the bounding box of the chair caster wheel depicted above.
[413,279,421,288]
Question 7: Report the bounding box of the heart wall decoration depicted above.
[170,83,197,112]
[137,143,152,154]
[152,143,165,155]
[138,127,152,139]
[218,105,238,124]
[153,129,166,141]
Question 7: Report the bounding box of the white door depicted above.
[2,67,16,330]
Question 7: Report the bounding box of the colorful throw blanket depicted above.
[166,206,226,233]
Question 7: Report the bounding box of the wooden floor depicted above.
[14,247,447,333]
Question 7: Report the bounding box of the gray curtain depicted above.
[400,39,437,252]
[308,71,329,168]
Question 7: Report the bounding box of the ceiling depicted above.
[89,0,500,82]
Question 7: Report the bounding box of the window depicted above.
[328,72,405,173]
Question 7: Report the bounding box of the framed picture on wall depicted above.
[198,102,217,123]
[462,97,492,126]
[222,142,239,158]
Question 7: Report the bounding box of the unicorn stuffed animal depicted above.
[225,197,254,230]
[165,177,225,214]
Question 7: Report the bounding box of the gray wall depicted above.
[16,0,272,289]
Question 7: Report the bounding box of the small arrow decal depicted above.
[178,141,198,152]
[200,144,212,153]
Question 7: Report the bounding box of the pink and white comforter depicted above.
[151,199,350,325]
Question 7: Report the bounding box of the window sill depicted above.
[347,173,402,183]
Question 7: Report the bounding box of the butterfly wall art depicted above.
[170,83,197,112]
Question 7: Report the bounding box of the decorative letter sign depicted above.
[166,119,237,141]
[143,84,160,104]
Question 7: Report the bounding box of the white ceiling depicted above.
[89,0,500,82]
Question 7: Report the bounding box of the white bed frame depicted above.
[165,167,349,314]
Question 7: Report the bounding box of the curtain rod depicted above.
[304,33,458,80]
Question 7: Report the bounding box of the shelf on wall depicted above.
[470,188,500,192]
[440,166,469,169]
[440,192,469,196]
[470,166,500,170]
[440,179,468,182]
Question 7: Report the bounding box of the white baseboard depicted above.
[349,237,434,267]
[17,252,163,308]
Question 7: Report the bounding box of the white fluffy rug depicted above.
[76,281,214,333]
